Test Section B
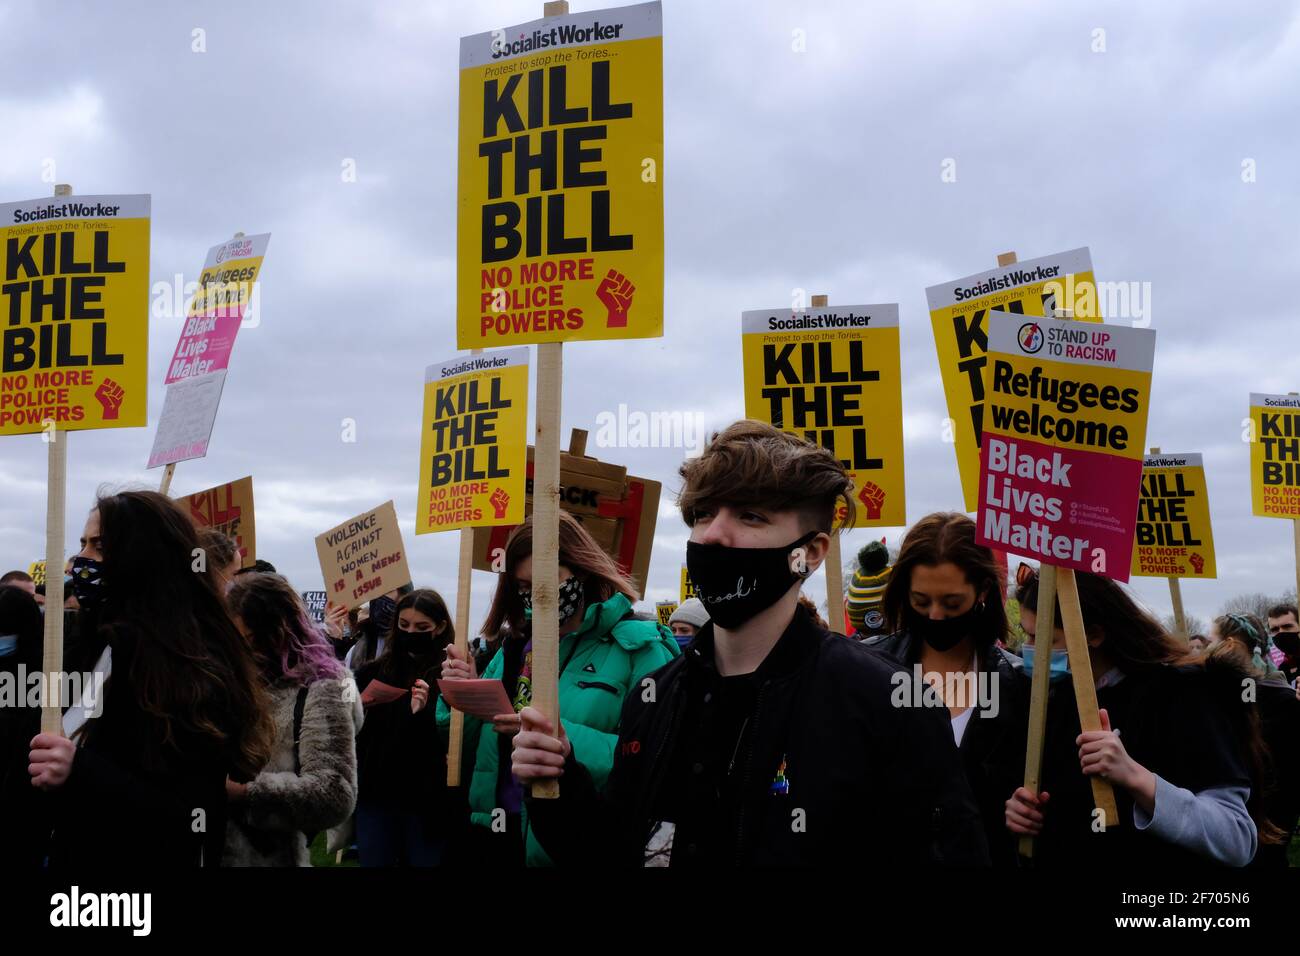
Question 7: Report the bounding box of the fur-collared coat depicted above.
[223,676,363,866]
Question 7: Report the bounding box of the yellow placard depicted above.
[1,195,151,435]
[1250,393,1300,519]
[655,601,676,627]
[1130,453,1216,578]
[417,348,529,533]
[926,248,1098,511]
[679,563,695,603]
[456,2,663,346]
[741,305,905,528]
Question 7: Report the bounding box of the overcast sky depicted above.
[2,0,1298,633]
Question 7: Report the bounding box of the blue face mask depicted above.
[1022,644,1070,683]
[0,634,17,657]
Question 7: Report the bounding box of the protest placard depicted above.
[1130,452,1216,579]
[0,194,151,435]
[976,312,1154,582]
[741,302,905,527]
[165,233,270,383]
[316,501,413,611]
[927,248,1099,511]
[417,347,528,533]
[185,476,256,568]
[147,369,227,469]
[456,2,663,346]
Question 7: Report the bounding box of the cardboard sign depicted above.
[1130,453,1217,578]
[679,563,695,603]
[316,501,413,610]
[471,443,661,594]
[185,476,256,568]
[741,304,905,527]
[1249,393,1300,519]
[926,248,1099,511]
[456,2,664,346]
[417,348,529,533]
[0,194,151,435]
[27,560,45,586]
[301,590,328,625]
[166,233,270,383]
[976,312,1154,581]
[147,369,227,468]
[655,601,676,627]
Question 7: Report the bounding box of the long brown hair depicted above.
[1016,569,1187,671]
[226,572,347,687]
[481,512,637,637]
[883,512,1007,647]
[94,490,273,778]
[1017,569,1284,846]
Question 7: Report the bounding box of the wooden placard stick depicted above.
[810,293,846,634]
[1148,446,1187,640]
[530,340,563,802]
[446,348,484,787]
[525,0,571,801]
[41,184,74,737]
[1019,562,1057,859]
[1056,567,1119,827]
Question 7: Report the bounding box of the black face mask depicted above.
[69,556,105,609]
[395,627,438,656]
[906,603,982,652]
[686,531,817,630]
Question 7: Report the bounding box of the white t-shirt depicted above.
[950,706,974,747]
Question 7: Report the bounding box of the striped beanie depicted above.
[847,539,892,635]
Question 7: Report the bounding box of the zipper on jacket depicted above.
[575,680,620,694]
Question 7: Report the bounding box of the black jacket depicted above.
[862,631,1029,867]
[45,625,235,868]
[1032,663,1253,867]
[525,605,989,867]
[355,646,450,817]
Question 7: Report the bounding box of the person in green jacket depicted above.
[438,512,679,867]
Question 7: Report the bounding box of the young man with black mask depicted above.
[512,420,988,867]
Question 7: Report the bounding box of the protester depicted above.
[1007,571,1275,866]
[1204,613,1300,867]
[222,573,361,866]
[1266,603,1299,685]
[439,511,680,867]
[0,585,45,866]
[667,597,708,649]
[0,570,36,597]
[512,421,987,866]
[27,491,274,867]
[353,588,458,866]
[863,512,1027,866]
[847,538,892,639]
[1187,634,1208,656]
[198,529,242,594]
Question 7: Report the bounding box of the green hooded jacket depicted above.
[436,592,679,866]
